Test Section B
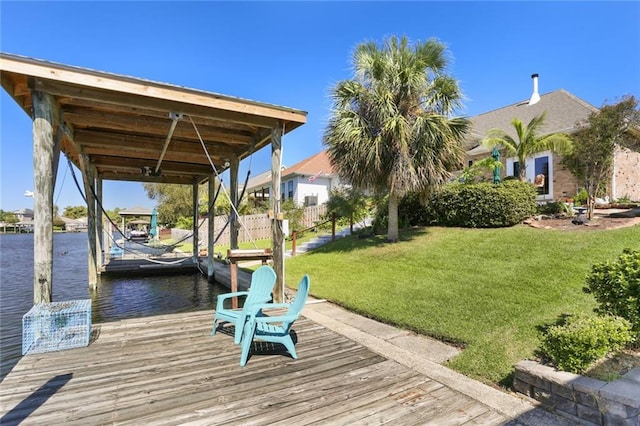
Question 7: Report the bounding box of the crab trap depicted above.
[22,299,92,355]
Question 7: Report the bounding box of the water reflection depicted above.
[91,272,222,323]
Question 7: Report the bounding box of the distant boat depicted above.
[126,220,150,242]
[128,229,148,242]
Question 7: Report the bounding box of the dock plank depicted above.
[0,309,511,425]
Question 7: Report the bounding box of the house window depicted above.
[288,181,293,199]
[468,160,473,167]
[304,195,318,207]
[534,156,550,196]
[281,183,285,200]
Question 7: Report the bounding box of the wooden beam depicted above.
[75,129,238,159]
[62,109,254,146]
[207,175,215,282]
[96,177,104,273]
[192,181,199,266]
[0,55,307,125]
[88,155,215,174]
[32,91,56,304]
[97,172,206,185]
[229,155,239,250]
[271,125,284,303]
[31,78,285,130]
[60,98,264,134]
[81,155,98,288]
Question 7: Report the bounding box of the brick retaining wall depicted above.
[514,360,640,425]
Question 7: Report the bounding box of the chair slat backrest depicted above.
[244,265,277,308]
[286,274,310,319]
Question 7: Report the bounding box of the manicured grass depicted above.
[283,223,640,387]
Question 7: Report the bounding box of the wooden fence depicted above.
[172,204,327,247]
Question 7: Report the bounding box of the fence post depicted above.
[332,213,336,241]
[291,231,297,257]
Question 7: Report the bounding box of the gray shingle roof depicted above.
[465,89,598,153]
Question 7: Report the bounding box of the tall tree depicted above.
[62,205,88,219]
[323,35,469,242]
[143,180,227,227]
[326,187,371,233]
[144,183,197,227]
[0,210,19,224]
[482,112,574,182]
[563,95,640,218]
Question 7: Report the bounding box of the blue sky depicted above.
[1,1,639,212]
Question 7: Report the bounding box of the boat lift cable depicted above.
[54,161,69,207]
[67,161,173,251]
[66,154,237,265]
[187,115,258,248]
[66,159,189,264]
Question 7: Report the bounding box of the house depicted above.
[13,208,33,222]
[244,150,340,207]
[464,74,640,202]
[59,216,88,232]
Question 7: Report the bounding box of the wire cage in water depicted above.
[22,299,92,355]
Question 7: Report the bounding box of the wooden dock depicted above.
[101,255,254,292]
[0,308,523,425]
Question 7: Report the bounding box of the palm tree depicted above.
[482,112,573,182]
[323,36,469,242]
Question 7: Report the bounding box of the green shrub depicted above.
[537,201,564,215]
[372,180,537,230]
[540,314,634,373]
[424,180,537,228]
[583,248,640,332]
[574,188,588,206]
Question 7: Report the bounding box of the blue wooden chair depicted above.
[239,274,310,367]
[212,265,277,344]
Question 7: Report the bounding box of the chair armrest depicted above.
[216,291,249,310]
[218,291,249,300]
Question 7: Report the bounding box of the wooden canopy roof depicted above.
[0,53,307,185]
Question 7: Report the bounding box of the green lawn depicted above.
[173,230,322,256]
[283,223,640,388]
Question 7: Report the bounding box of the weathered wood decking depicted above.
[0,308,518,425]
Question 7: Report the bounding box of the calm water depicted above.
[0,232,227,380]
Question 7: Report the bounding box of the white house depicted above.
[244,150,340,207]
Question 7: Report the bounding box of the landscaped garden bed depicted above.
[514,360,640,425]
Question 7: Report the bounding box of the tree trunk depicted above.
[387,193,399,242]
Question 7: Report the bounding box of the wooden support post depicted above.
[332,213,336,241]
[291,231,297,257]
[52,127,61,188]
[192,181,199,264]
[81,158,98,288]
[227,249,272,309]
[32,91,55,304]
[271,125,284,303]
[207,175,215,282]
[229,155,239,250]
[96,176,104,273]
[230,260,238,309]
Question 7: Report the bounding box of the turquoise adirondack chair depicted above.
[239,274,310,367]
[212,265,277,344]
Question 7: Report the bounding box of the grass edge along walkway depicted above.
[283,223,640,388]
